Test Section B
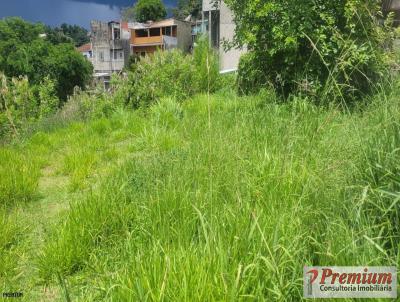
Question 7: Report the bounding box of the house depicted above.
[202,0,246,73]
[129,18,192,57]
[78,18,193,88]
[88,20,131,88]
[77,43,93,59]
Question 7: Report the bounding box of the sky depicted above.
[0,0,178,29]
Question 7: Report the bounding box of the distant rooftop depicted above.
[77,43,92,52]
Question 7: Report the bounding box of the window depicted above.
[140,52,146,57]
[150,28,161,36]
[113,28,120,40]
[136,29,148,37]
[120,52,123,59]
[99,51,104,62]
[114,51,118,60]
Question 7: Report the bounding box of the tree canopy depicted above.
[173,0,202,20]
[122,0,167,22]
[224,0,393,102]
[0,17,92,101]
[45,23,89,47]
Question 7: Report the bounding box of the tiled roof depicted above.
[77,43,92,52]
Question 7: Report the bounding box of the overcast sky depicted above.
[0,0,177,28]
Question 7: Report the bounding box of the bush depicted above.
[227,0,395,103]
[0,73,59,140]
[118,37,221,109]
[125,50,197,108]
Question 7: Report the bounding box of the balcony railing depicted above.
[131,36,163,46]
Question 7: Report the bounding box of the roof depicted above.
[77,43,92,53]
[149,18,176,28]
[128,18,187,30]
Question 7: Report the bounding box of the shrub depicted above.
[0,73,59,140]
[118,38,221,109]
[227,0,394,103]
[37,76,59,119]
[126,50,197,108]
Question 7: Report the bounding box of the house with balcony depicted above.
[129,19,192,56]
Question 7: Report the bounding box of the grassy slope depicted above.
[0,88,399,301]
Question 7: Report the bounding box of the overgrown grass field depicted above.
[0,83,399,300]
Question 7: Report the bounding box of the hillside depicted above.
[1,87,399,301]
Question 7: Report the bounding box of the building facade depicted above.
[77,19,193,88]
[76,21,131,88]
[129,19,192,57]
[202,0,246,73]
[90,21,130,76]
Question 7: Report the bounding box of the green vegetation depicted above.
[122,38,220,108]
[122,0,167,22]
[173,0,202,19]
[0,78,399,300]
[45,23,90,47]
[226,0,397,103]
[0,18,93,141]
[0,17,92,101]
[0,6,399,301]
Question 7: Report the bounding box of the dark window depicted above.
[120,52,123,59]
[100,51,104,62]
[114,51,118,60]
[136,29,148,37]
[211,10,220,48]
[113,28,121,40]
[141,52,146,57]
[150,28,161,36]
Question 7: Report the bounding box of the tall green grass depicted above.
[32,82,400,300]
[0,149,40,206]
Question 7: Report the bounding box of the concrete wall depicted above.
[175,20,192,52]
[202,0,219,12]
[90,21,129,74]
[386,0,400,10]
[203,1,246,72]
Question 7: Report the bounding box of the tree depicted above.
[0,17,92,102]
[173,0,202,20]
[224,0,393,102]
[121,6,136,22]
[45,24,89,47]
[133,0,167,22]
